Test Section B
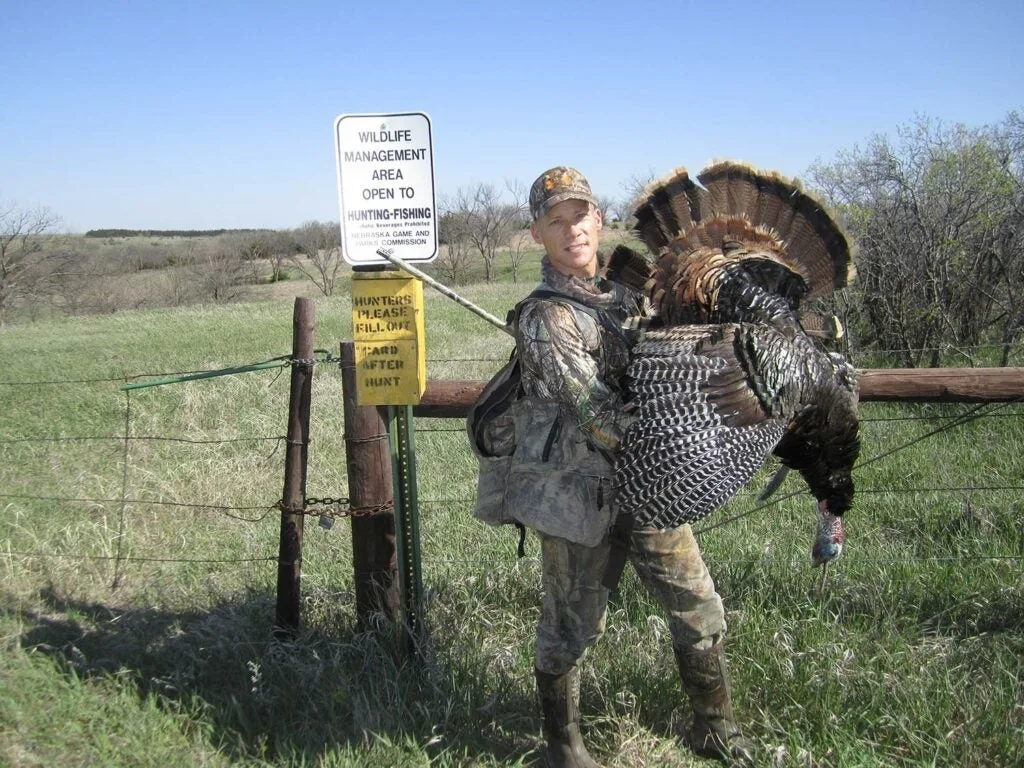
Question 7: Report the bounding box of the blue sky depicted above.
[3,0,1021,232]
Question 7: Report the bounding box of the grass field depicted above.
[1,277,1022,767]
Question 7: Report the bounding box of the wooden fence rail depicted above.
[412,368,1024,418]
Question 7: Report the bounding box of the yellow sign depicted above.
[352,272,426,405]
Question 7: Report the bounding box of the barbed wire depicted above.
[0,368,258,387]
[860,410,1023,423]
[5,548,1019,568]
[0,492,274,513]
[411,479,1024,509]
[2,550,278,564]
[409,411,1024,432]
[3,410,1020,446]
[0,435,287,445]
[0,492,402,523]
[0,353,1018,388]
[0,352,339,389]
[851,489,1024,495]
[427,357,510,364]
[0,487,888,513]
[0,375,128,386]
[424,553,1024,568]
[849,341,1023,355]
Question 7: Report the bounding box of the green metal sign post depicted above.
[389,404,424,654]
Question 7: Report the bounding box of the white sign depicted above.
[334,111,438,265]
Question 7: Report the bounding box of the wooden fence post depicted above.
[340,340,400,626]
[275,297,315,632]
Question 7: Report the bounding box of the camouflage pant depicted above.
[535,524,726,675]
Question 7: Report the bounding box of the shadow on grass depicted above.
[9,584,539,766]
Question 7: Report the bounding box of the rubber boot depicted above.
[674,643,754,765]
[535,667,601,768]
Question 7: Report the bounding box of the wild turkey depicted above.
[609,161,860,566]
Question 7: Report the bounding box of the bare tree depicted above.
[186,235,251,303]
[809,112,1024,366]
[594,194,616,220]
[0,200,62,318]
[230,229,295,283]
[610,197,637,225]
[619,169,657,228]
[454,184,519,282]
[503,179,531,283]
[42,246,104,314]
[161,261,195,307]
[265,230,295,283]
[436,200,475,284]
[290,220,343,296]
[232,232,271,284]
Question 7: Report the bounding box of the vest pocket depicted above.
[503,464,613,548]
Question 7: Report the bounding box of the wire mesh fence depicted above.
[2,351,1022,583]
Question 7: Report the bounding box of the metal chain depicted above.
[274,497,395,519]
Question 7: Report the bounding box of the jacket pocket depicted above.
[503,464,614,548]
[472,454,513,527]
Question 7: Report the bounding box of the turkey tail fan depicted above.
[605,245,653,293]
[785,190,857,295]
[696,161,855,298]
[633,168,710,253]
[753,171,795,238]
[697,160,763,218]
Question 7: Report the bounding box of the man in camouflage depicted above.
[511,166,753,766]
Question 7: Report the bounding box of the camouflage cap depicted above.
[529,166,599,221]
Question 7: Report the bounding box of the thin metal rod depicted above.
[375,248,513,336]
[121,358,290,391]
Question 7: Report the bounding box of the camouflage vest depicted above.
[467,289,624,547]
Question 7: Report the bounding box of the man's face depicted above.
[531,198,603,278]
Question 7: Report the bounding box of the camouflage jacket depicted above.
[471,256,646,546]
[517,257,644,454]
